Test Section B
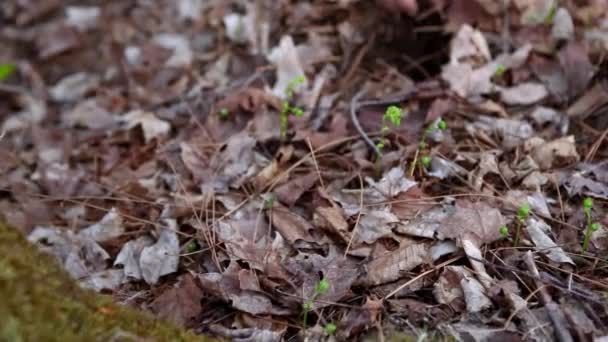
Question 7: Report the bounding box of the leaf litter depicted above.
[2,0,608,341]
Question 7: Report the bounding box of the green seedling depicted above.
[499,225,509,239]
[264,193,276,209]
[302,278,331,330]
[420,155,432,168]
[410,118,447,176]
[280,75,306,139]
[324,322,337,335]
[218,108,230,120]
[0,63,15,82]
[514,203,530,246]
[582,197,602,252]
[185,240,199,254]
[376,105,404,155]
[494,64,507,77]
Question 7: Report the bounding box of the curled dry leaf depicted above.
[267,35,307,98]
[269,203,316,245]
[114,235,154,280]
[434,266,492,313]
[526,217,574,264]
[78,208,124,242]
[526,135,579,170]
[120,110,171,143]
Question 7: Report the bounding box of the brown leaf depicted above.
[360,242,431,286]
[274,172,317,207]
[269,204,315,245]
[150,274,203,327]
[36,24,81,59]
[438,200,505,246]
[314,206,351,243]
[558,41,595,100]
[198,263,291,316]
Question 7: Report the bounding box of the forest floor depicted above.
[1,1,608,341]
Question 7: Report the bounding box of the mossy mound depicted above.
[0,221,214,342]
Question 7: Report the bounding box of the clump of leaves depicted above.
[280,75,306,139]
[410,118,447,176]
[582,197,602,252]
[302,278,330,330]
[0,63,16,81]
[514,203,530,246]
[376,105,404,155]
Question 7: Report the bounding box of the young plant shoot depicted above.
[410,118,447,176]
[280,75,306,139]
[514,203,530,246]
[582,197,602,252]
[302,278,331,330]
[376,105,403,155]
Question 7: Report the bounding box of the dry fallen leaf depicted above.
[150,274,204,327]
[139,220,180,285]
[526,217,574,264]
[526,135,580,170]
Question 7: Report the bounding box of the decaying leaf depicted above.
[526,136,579,170]
[438,200,505,246]
[360,242,431,286]
[139,220,180,285]
[114,235,154,280]
[120,110,171,143]
[526,217,574,264]
[434,266,491,313]
[150,274,204,327]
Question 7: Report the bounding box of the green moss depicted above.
[0,221,215,342]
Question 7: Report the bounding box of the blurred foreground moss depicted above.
[0,221,213,342]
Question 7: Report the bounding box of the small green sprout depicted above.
[494,64,507,77]
[324,322,337,335]
[582,197,601,252]
[315,278,330,295]
[410,118,447,177]
[544,0,558,24]
[218,108,230,120]
[437,119,447,131]
[517,203,531,221]
[499,225,509,239]
[420,155,432,168]
[0,63,15,81]
[302,278,332,330]
[583,197,593,212]
[264,193,276,209]
[280,75,306,139]
[185,240,199,253]
[514,203,531,246]
[376,105,404,155]
[302,301,313,312]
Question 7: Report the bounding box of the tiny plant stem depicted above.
[514,219,522,246]
[409,149,420,177]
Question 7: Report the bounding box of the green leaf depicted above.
[315,278,330,295]
[0,63,16,81]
